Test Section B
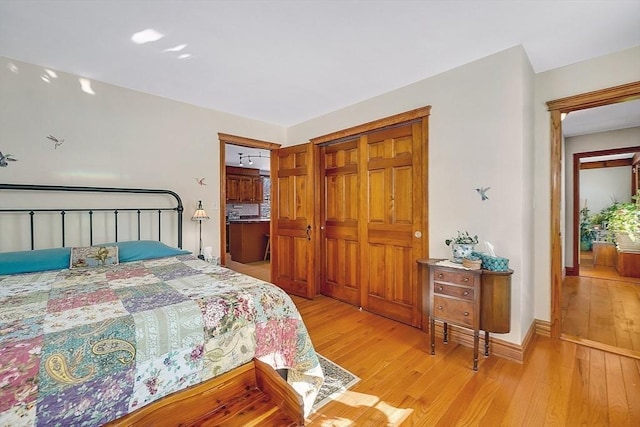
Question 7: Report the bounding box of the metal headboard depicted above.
[0,184,184,249]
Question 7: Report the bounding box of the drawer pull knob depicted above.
[437,273,444,279]
[438,306,443,310]
[438,286,443,291]
[463,312,469,316]
[463,291,469,296]
[463,277,469,282]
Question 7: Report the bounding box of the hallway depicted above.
[562,251,640,357]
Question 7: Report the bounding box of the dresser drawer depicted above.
[433,283,474,300]
[432,269,477,287]
[432,295,475,328]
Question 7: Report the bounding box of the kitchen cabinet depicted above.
[226,166,263,203]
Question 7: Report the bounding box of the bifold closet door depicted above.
[319,119,427,328]
[320,140,360,306]
[359,122,426,328]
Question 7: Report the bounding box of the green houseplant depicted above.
[445,231,479,263]
[579,206,594,251]
[589,199,623,243]
[607,191,640,251]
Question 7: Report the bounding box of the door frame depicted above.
[218,133,281,266]
[546,81,640,339]
[569,146,640,276]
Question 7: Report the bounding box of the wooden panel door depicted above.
[359,122,427,327]
[271,143,316,298]
[320,140,360,305]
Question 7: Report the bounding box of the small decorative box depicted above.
[472,252,510,272]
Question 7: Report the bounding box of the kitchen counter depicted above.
[228,221,270,263]
[228,218,271,224]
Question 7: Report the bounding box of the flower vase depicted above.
[451,243,475,263]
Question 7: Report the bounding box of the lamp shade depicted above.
[191,201,209,221]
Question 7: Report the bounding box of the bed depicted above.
[0,184,323,426]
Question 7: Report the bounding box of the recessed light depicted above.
[177,53,192,59]
[131,28,164,44]
[79,78,95,95]
[164,44,187,52]
[44,69,57,78]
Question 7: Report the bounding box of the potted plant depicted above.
[445,231,479,263]
[607,191,640,251]
[579,206,594,251]
[589,200,620,243]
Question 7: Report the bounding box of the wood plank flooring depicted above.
[225,255,271,282]
[295,295,640,427]
[226,259,639,426]
[562,251,640,356]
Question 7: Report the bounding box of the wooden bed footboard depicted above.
[105,359,304,426]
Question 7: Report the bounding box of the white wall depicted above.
[580,167,633,214]
[0,56,286,254]
[563,127,639,263]
[533,46,640,322]
[288,46,535,345]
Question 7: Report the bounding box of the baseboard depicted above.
[429,318,545,365]
[432,323,526,364]
[534,319,551,337]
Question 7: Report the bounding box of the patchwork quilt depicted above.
[0,254,323,426]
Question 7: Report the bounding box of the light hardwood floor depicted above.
[225,260,639,426]
[562,251,640,357]
[296,295,639,426]
[225,255,271,282]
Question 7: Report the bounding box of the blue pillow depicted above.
[0,247,71,275]
[114,240,191,262]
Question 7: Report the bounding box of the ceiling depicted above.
[1,0,639,128]
[563,100,640,138]
[226,145,272,171]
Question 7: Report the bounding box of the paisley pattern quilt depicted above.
[0,254,323,426]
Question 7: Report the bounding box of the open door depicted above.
[271,143,316,298]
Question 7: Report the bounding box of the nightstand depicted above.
[419,259,512,371]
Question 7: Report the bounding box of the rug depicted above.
[312,354,361,412]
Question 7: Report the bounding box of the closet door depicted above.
[359,121,427,327]
[271,143,316,298]
[320,140,360,305]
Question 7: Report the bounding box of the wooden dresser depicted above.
[418,259,512,371]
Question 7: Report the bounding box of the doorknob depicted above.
[306,224,311,241]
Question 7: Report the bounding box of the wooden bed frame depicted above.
[0,184,306,426]
[105,359,303,426]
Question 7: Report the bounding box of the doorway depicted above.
[547,81,640,357]
[218,133,280,282]
[562,145,640,356]
[569,145,640,276]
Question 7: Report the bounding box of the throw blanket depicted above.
[0,254,323,426]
